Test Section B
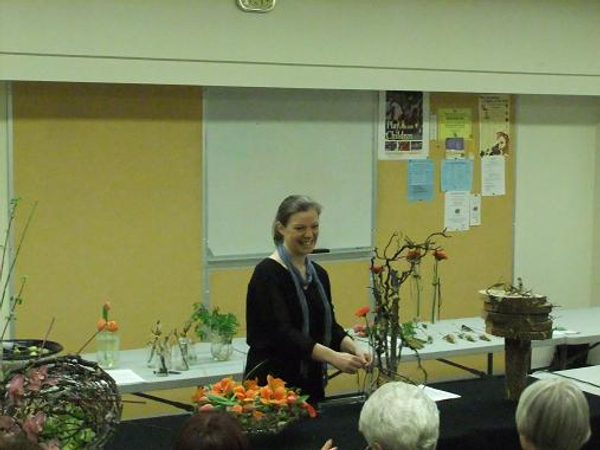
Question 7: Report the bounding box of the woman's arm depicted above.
[311,342,367,374]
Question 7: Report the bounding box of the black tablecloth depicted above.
[106,376,600,450]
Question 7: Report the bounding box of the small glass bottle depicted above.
[96,331,120,369]
[172,337,191,371]
[210,332,233,361]
[154,343,172,377]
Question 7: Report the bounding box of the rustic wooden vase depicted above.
[481,291,553,401]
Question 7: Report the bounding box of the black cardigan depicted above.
[244,258,348,402]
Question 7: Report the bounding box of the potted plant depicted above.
[190,303,239,361]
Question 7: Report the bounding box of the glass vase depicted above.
[154,345,172,377]
[210,333,233,361]
[172,337,191,371]
[96,331,120,369]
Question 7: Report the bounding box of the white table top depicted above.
[83,306,600,394]
[532,365,600,397]
[83,340,248,394]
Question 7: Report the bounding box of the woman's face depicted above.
[278,208,320,257]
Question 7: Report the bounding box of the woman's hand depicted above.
[340,336,372,368]
[321,438,338,450]
[330,351,367,374]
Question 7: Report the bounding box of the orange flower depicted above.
[355,306,370,318]
[230,404,243,414]
[433,249,448,261]
[406,249,421,262]
[303,402,317,418]
[266,374,286,390]
[107,320,119,332]
[211,377,236,395]
[96,319,107,332]
[243,378,259,391]
[243,389,258,402]
[252,410,264,419]
[371,265,384,274]
[191,387,207,403]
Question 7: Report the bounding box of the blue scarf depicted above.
[277,245,332,379]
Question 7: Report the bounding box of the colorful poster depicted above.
[439,108,473,142]
[479,95,511,157]
[379,91,429,159]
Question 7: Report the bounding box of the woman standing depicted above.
[244,195,370,402]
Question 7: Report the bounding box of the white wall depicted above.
[1,0,599,95]
[514,95,600,309]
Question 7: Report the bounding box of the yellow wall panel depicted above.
[13,82,203,352]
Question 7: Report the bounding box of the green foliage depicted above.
[41,404,96,450]
[190,303,239,340]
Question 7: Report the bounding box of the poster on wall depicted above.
[439,108,473,157]
[479,95,510,157]
[379,91,429,160]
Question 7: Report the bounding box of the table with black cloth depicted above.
[106,376,600,450]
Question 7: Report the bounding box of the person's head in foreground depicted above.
[359,381,439,450]
[173,410,250,450]
[515,378,591,450]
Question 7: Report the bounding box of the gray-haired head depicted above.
[272,195,322,245]
[359,382,439,450]
[515,378,591,450]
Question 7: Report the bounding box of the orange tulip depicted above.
[192,387,207,403]
[230,404,243,414]
[96,319,107,331]
[303,402,317,418]
[267,374,286,390]
[371,265,384,274]
[406,249,421,262]
[355,306,370,318]
[433,249,448,261]
[107,320,119,332]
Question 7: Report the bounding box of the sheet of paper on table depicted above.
[419,385,461,402]
[531,367,600,397]
[106,369,147,385]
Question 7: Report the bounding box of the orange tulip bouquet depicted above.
[192,375,317,434]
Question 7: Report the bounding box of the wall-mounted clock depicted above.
[237,0,276,13]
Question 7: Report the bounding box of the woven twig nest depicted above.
[0,354,122,449]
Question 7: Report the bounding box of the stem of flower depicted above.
[0,201,38,313]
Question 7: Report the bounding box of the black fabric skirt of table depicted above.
[106,376,600,450]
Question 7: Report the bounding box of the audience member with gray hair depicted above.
[358,381,439,450]
[515,378,591,450]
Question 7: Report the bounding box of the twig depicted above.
[38,316,56,359]
[76,327,106,355]
[0,201,38,312]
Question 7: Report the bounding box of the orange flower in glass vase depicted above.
[96,301,120,369]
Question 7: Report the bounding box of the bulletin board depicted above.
[376,92,514,320]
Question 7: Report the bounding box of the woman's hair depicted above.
[272,195,322,245]
[515,378,590,450]
[359,382,439,450]
[172,410,250,450]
